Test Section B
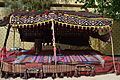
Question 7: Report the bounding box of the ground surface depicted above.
[0,73,120,80]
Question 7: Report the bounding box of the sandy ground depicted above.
[0,73,120,80]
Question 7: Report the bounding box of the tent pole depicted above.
[110,32,117,74]
[13,27,16,48]
[51,20,57,65]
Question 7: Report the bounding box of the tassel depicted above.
[62,23,64,27]
[73,25,75,29]
[70,25,72,28]
[81,26,84,30]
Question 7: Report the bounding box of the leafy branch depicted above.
[75,0,120,20]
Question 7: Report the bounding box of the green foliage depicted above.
[4,0,54,11]
[75,0,120,20]
[4,0,120,20]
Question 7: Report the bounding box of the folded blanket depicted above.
[13,55,26,63]
[94,54,105,67]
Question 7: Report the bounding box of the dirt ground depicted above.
[0,73,120,80]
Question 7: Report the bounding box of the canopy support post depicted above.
[51,20,57,65]
[13,27,16,48]
[110,32,117,74]
[35,39,42,54]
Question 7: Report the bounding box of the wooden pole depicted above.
[13,27,16,48]
[51,20,57,65]
[110,32,117,74]
[35,39,42,54]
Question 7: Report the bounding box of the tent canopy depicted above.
[1,10,113,46]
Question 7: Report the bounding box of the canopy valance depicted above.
[10,10,112,30]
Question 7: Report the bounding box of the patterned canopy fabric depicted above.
[8,10,112,43]
[10,10,112,29]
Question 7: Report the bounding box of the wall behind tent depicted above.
[0,27,34,49]
[112,21,120,55]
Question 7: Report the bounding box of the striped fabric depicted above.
[13,54,103,64]
[35,56,41,63]
[13,55,26,63]
[22,55,33,63]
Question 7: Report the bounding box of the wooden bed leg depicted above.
[90,71,95,76]
[67,72,69,77]
[22,69,28,79]
[44,73,46,78]
[90,66,95,76]
[4,72,8,79]
[20,73,22,78]
[52,73,56,79]
[39,73,43,78]
[69,71,72,77]
[35,73,38,78]
[35,39,42,54]
[74,69,78,77]
[56,73,58,78]
[60,72,64,78]
[0,70,4,78]
[13,73,16,78]
[116,63,120,75]
[78,72,81,77]
[39,69,43,78]
[0,69,2,78]
[86,71,90,76]
[67,72,72,77]
[27,73,30,78]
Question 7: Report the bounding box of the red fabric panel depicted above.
[95,62,115,74]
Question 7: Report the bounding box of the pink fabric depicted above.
[103,56,117,62]
[35,56,41,63]
[95,62,115,74]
